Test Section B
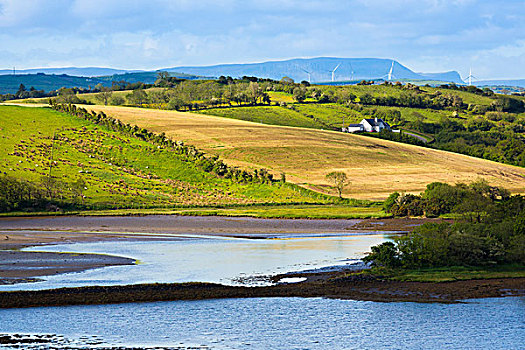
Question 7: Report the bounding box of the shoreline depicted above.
[2,215,516,305]
[0,216,428,285]
[0,216,437,250]
[0,272,523,308]
[0,251,135,285]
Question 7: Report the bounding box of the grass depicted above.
[372,265,525,282]
[198,105,323,129]
[0,204,387,219]
[0,105,342,209]
[72,105,525,201]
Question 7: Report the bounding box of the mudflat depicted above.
[0,216,440,285]
[0,251,135,285]
[0,215,430,247]
[1,273,523,307]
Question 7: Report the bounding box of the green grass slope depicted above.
[0,105,336,210]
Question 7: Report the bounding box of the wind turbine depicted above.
[381,61,396,81]
[331,63,341,82]
[465,67,476,86]
[349,62,355,81]
[300,68,312,83]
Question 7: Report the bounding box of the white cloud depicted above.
[0,0,522,78]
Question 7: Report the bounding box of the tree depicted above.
[247,82,263,105]
[362,241,401,267]
[16,83,26,97]
[56,88,81,104]
[127,89,148,106]
[325,171,348,198]
[292,87,306,103]
[71,177,86,205]
[95,87,113,106]
[110,95,125,105]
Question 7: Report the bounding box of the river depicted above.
[0,297,523,349]
[0,233,387,290]
[0,226,523,349]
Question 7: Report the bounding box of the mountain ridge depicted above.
[165,57,464,84]
[1,57,464,83]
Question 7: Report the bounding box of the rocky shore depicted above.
[1,271,523,308]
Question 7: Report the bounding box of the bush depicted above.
[362,241,400,267]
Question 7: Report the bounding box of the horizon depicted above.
[1,0,523,80]
[2,56,523,82]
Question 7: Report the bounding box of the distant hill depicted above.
[419,71,463,83]
[165,57,465,84]
[0,67,136,77]
[0,74,111,94]
[97,71,205,84]
[475,79,525,88]
[0,71,203,94]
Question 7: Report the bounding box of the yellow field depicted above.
[39,104,525,200]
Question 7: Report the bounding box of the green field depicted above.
[198,102,458,130]
[1,204,385,219]
[368,265,525,282]
[0,105,352,211]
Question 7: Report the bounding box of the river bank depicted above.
[0,216,434,248]
[0,216,434,286]
[1,270,523,307]
[2,215,515,306]
[0,251,135,285]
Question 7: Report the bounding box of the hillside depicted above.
[0,74,111,94]
[0,67,133,77]
[0,72,206,94]
[96,72,203,85]
[11,81,525,169]
[77,105,525,200]
[0,105,328,211]
[167,57,464,83]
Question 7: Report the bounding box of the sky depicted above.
[0,0,524,80]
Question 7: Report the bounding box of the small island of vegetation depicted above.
[363,180,525,281]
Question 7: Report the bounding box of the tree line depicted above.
[364,180,525,268]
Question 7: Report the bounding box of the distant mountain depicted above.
[474,79,525,88]
[165,57,464,84]
[97,71,205,84]
[0,73,111,94]
[0,67,138,77]
[419,71,464,83]
[0,71,204,94]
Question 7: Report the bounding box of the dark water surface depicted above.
[0,297,523,349]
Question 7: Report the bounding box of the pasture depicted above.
[0,105,325,209]
[79,105,525,200]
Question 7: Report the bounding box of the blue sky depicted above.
[0,0,523,79]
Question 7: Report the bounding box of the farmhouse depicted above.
[343,118,391,133]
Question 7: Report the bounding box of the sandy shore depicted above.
[0,215,432,250]
[0,251,135,285]
[0,215,522,304]
[0,216,444,287]
[0,216,422,285]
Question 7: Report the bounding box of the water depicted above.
[0,297,523,349]
[0,233,387,291]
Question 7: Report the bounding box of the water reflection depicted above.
[0,233,387,291]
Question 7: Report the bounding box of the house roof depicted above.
[347,124,362,127]
[363,118,390,127]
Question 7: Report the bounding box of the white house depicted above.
[343,118,391,133]
[360,118,391,132]
[344,123,364,133]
